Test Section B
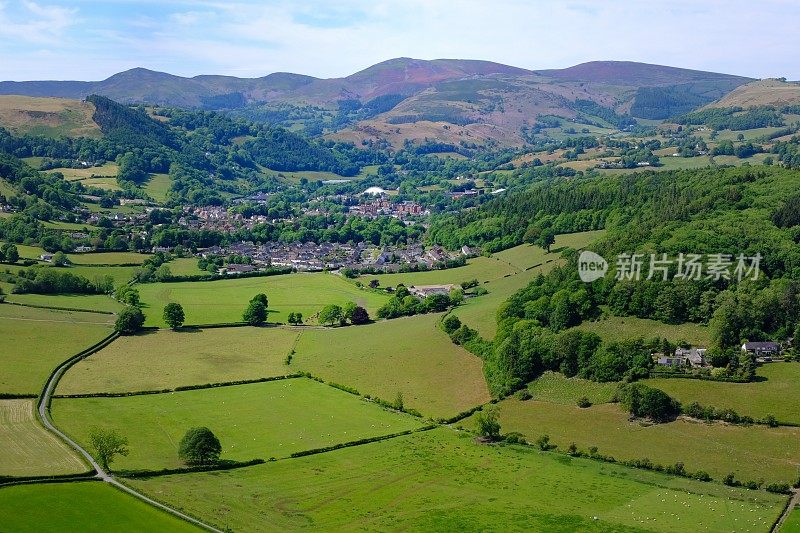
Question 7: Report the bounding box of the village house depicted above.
[741,341,781,361]
[656,347,707,368]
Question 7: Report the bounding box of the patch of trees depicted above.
[243,293,268,325]
[115,306,145,334]
[630,84,718,119]
[376,285,463,320]
[619,383,680,423]
[571,99,636,129]
[318,301,370,326]
[674,106,784,131]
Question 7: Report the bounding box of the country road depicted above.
[36,334,223,533]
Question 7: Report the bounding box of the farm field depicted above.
[0,482,200,532]
[127,428,787,532]
[137,272,390,327]
[783,508,800,532]
[293,314,490,419]
[144,172,171,202]
[53,378,423,470]
[0,95,101,138]
[41,220,98,231]
[5,293,123,313]
[0,241,47,260]
[464,400,800,483]
[67,251,148,265]
[166,257,205,276]
[0,304,113,395]
[452,230,605,339]
[574,315,712,345]
[0,399,86,477]
[525,371,619,405]
[58,326,300,394]
[648,363,800,425]
[64,264,140,286]
[47,162,118,180]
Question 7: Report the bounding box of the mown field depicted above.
[0,399,86,477]
[464,400,800,484]
[452,230,605,339]
[58,327,300,394]
[137,272,390,327]
[574,315,712,345]
[127,428,787,532]
[53,378,423,470]
[525,371,619,405]
[5,293,123,313]
[0,304,113,395]
[0,482,200,532]
[292,314,490,419]
[649,363,800,425]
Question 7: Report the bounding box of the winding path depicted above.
[36,335,223,533]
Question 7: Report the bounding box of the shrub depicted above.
[762,414,778,427]
[567,442,578,456]
[588,446,598,456]
[441,314,462,335]
[765,482,791,495]
[576,396,592,408]
[723,473,741,487]
[535,434,554,451]
[504,432,526,444]
[476,408,501,440]
[178,427,222,466]
[515,389,532,401]
[693,470,712,482]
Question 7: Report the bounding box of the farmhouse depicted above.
[741,341,780,356]
[655,347,706,368]
[409,284,456,298]
[221,264,255,275]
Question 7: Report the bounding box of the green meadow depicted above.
[0,482,200,532]
[292,313,491,419]
[67,251,149,265]
[464,400,800,484]
[58,326,300,394]
[0,304,113,395]
[648,363,800,425]
[360,255,519,288]
[5,293,123,313]
[0,399,86,477]
[137,272,390,326]
[53,378,423,470]
[127,428,787,532]
[574,315,712,345]
[525,371,619,405]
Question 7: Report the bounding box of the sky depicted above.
[0,0,798,81]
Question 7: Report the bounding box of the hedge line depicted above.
[648,371,750,383]
[4,301,116,315]
[53,374,302,399]
[117,459,264,479]
[0,393,37,399]
[290,426,437,459]
[0,471,96,487]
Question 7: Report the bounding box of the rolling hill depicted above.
[0,58,758,147]
[704,78,800,108]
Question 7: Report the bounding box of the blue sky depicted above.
[1,0,798,81]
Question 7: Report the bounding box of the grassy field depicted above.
[64,264,140,286]
[292,314,490,419]
[58,327,300,394]
[451,231,606,339]
[5,293,123,313]
[525,371,619,405]
[137,272,390,327]
[144,172,171,203]
[166,257,205,276]
[47,162,118,180]
[358,255,519,288]
[463,400,800,484]
[783,507,800,532]
[41,220,98,231]
[67,251,149,265]
[648,363,800,425]
[0,399,86,477]
[574,315,712,345]
[0,304,113,395]
[0,482,200,532]
[0,241,47,260]
[53,378,423,470]
[127,428,787,532]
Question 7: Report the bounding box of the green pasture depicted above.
[127,428,787,532]
[53,378,423,470]
[137,272,390,327]
[58,326,300,394]
[0,304,113,395]
[525,371,619,405]
[292,313,490,419]
[0,482,200,532]
[574,315,712,345]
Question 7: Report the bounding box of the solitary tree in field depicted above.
[536,229,556,253]
[89,428,129,471]
[115,306,145,335]
[250,293,269,308]
[52,251,69,267]
[163,302,185,329]
[319,304,343,326]
[179,427,222,465]
[243,299,267,325]
[475,407,501,441]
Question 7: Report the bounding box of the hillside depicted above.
[0,95,100,138]
[704,78,800,108]
[0,59,757,147]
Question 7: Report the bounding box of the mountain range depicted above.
[0,58,789,147]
